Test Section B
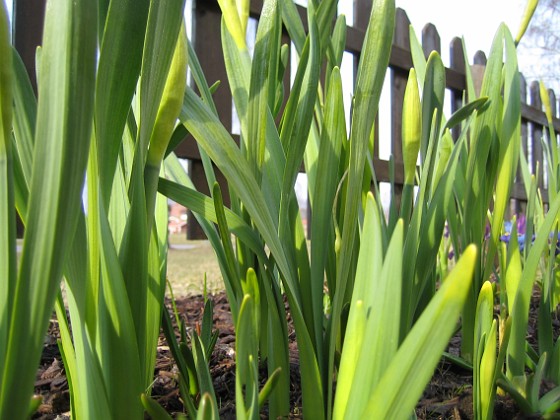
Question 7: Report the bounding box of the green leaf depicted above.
[212,182,242,319]
[138,0,187,161]
[515,0,539,44]
[97,200,144,418]
[443,96,489,132]
[474,281,496,420]
[95,0,149,204]
[141,393,173,420]
[258,367,282,411]
[1,1,97,417]
[420,51,445,166]
[146,23,188,169]
[328,0,395,412]
[159,177,265,262]
[197,393,219,420]
[247,0,281,178]
[508,191,560,377]
[192,333,219,414]
[217,0,247,50]
[278,6,320,252]
[486,27,521,281]
[365,245,477,419]
[334,192,384,418]
[409,25,426,85]
[402,68,421,185]
[309,67,345,363]
[11,48,36,216]
[336,197,404,419]
[0,0,15,383]
[236,293,258,419]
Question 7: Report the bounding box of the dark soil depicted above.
[32,291,552,419]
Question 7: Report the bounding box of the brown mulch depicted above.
[32,290,554,419]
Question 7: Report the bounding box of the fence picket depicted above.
[530,81,544,189]
[12,0,560,238]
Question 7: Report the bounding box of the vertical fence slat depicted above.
[177,0,558,233]
[14,0,46,93]
[449,37,465,140]
[187,0,234,239]
[471,51,486,97]
[391,9,410,164]
[530,81,544,190]
[13,0,47,237]
[353,0,379,157]
[513,73,529,214]
[550,89,559,197]
[548,88,557,118]
[194,0,233,131]
[389,8,410,207]
[422,23,441,57]
[548,88,557,192]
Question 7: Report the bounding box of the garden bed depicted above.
[33,291,552,419]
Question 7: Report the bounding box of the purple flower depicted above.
[500,214,560,255]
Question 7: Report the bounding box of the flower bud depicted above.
[515,0,539,45]
[402,68,421,185]
[147,23,188,167]
[539,80,553,124]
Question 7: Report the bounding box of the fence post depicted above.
[354,0,379,158]
[513,73,529,214]
[422,23,441,58]
[471,51,486,97]
[13,0,46,237]
[187,0,234,239]
[530,81,544,190]
[391,9,410,164]
[449,37,465,140]
[390,8,411,208]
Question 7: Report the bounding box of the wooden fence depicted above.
[13,0,560,239]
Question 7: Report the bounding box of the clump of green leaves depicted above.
[1,0,189,417]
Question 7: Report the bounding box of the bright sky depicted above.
[3,0,541,212]
[395,0,527,65]
[4,0,532,83]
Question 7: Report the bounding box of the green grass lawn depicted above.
[166,234,223,297]
[16,235,223,298]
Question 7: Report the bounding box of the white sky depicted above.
[4,0,533,87]
[3,0,542,213]
[395,0,527,65]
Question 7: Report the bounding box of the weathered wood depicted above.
[182,0,560,217]
[473,50,487,65]
[388,8,409,210]
[14,0,46,93]
[354,0,372,33]
[530,81,544,189]
[391,8,410,163]
[184,0,235,238]
[193,0,233,132]
[513,73,529,214]
[547,88,558,191]
[422,23,441,57]
[352,0,379,157]
[471,51,487,97]
[449,37,465,140]
[13,0,47,237]
[510,182,549,204]
[521,103,560,132]
[520,74,529,173]
[549,88,557,119]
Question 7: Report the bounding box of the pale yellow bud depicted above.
[402,68,421,185]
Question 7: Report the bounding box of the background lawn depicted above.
[167,233,223,297]
[16,235,223,298]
